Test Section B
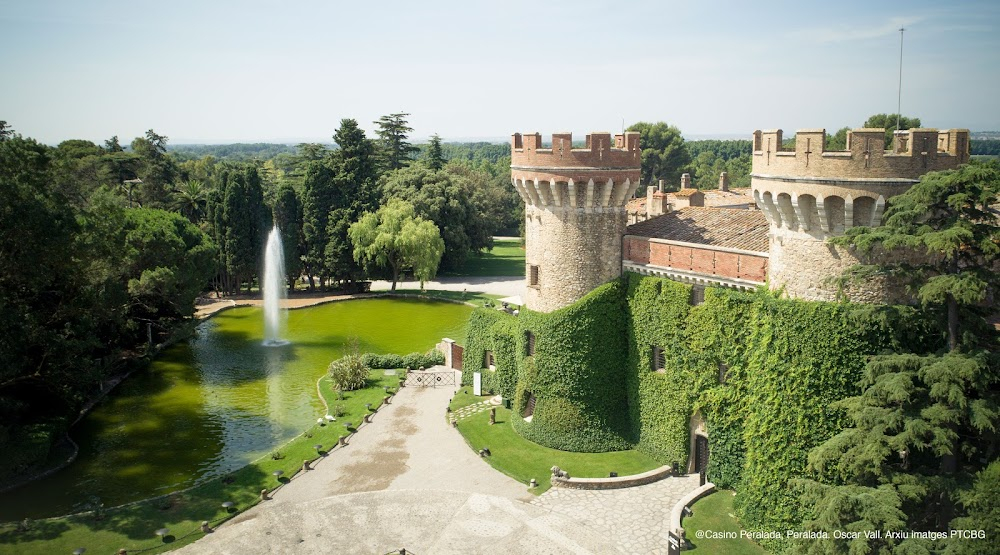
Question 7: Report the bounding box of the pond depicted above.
[0,298,471,520]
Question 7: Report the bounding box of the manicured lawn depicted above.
[442,239,525,277]
[391,289,503,310]
[0,372,398,555]
[451,391,660,494]
[683,490,769,554]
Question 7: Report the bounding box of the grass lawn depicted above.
[450,390,660,494]
[441,239,525,277]
[390,289,502,309]
[0,372,399,555]
[683,490,769,554]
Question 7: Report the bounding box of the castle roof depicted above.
[626,207,769,253]
[673,188,703,197]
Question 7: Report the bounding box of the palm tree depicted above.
[172,180,208,223]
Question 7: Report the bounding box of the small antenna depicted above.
[896,27,905,132]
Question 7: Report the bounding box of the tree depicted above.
[793,161,1000,553]
[272,183,304,291]
[834,161,1000,350]
[348,198,444,290]
[426,134,445,170]
[626,122,691,188]
[103,135,124,152]
[130,129,178,208]
[380,164,494,271]
[172,180,209,224]
[374,112,419,173]
[825,127,850,150]
[223,166,268,293]
[863,113,922,149]
[0,120,13,141]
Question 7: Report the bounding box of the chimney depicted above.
[658,179,664,193]
[719,172,729,192]
[680,173,691,190]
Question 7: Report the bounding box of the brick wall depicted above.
[625,237,768,284]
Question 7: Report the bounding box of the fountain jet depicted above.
[262,226,289,346]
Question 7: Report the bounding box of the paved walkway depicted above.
[174,370,699,554]
[195,276,526,319]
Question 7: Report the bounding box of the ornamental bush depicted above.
[327,354,370,391]
[359,350,444,369]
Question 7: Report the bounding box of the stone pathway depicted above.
[448,397,498,425]
[530,475,701,555]
[174,370,702,554]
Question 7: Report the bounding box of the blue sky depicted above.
[2,0,998,144]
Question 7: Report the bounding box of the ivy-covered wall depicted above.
[463,282,632,452]
[462,272,941,550]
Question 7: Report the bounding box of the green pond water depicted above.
[0,298,471,521]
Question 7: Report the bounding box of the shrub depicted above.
[360,350,443,369]
[328,354,370,391]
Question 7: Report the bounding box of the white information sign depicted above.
[473,372,482,396]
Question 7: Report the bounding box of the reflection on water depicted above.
[0,298,470,520]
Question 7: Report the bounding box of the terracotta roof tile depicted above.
[673,188,702,197]
[626,207,769,252]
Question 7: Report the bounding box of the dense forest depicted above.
[0,115,523,482]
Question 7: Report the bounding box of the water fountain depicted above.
[262,225,289,347]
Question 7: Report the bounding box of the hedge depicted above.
[359,350,444,370]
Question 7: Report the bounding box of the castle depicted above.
[511,127,971,311]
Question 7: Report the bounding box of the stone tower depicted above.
[750,127,970,302]
[511,131,642,312]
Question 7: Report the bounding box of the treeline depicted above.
[0,116,520,480]
[168,143,300,162]
[971,139,1000,156]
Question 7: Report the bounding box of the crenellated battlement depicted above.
[511,131,641,170]
[751,127,969,180]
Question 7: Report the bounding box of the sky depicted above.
[2,0,998,145]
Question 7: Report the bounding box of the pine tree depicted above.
[793,161,1000,553]
[427,133,445,170]
[373,112,419,173]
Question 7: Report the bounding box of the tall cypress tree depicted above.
[223,166,268,293]
[272,183,304,291]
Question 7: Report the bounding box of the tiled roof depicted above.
[673,188,702,197]
[626,207,769,253]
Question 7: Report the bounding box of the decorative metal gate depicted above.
[404,371,456,387]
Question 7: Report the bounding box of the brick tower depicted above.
[510,131,641,312]
[750,127,969,302]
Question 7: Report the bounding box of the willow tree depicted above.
[348,198,443,290]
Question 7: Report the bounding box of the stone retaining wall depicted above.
[550,464,674,490]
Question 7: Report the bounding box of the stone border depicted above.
[669,481,716,538]
[550,464,674,490]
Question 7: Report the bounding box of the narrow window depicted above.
[718,362,729,384]
[523,392,537,418]
[651,346,666,373]
[691,284,705,306]
[484,350,496,370]
[525,331,536,356]
[529,264,540,287]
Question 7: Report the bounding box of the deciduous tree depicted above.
[627,121,690,188]
[348,198,444,290]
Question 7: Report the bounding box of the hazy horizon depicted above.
[3,0,999,145]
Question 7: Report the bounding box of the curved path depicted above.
[194,276,526,319]
[175,370,700,555]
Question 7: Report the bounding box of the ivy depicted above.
[462,271,942,550]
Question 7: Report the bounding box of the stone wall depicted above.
[525,205,627,312]
[768,227,904,303]
[512,130,642,313]
[751,126,969,303]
